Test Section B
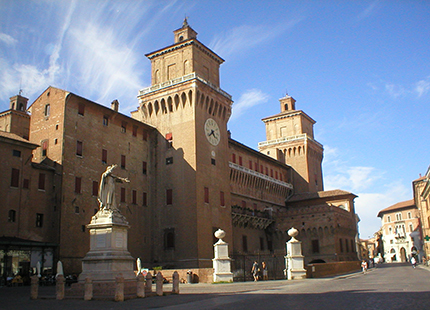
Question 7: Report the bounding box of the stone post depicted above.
[56,274,65,300]
[285,227,307,280]
[136,273,145,298]
[114,273,124,302]
[145,272,152,294]
[213,229,233,282]
[172,271,179,294]
[84,276,93,301]
[30,275,39,300]
[156,272,163,296]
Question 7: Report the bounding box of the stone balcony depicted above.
[231,205,274,230]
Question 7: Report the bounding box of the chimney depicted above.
[111,99,119,112]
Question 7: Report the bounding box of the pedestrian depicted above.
[361,260,368,274]
[251,261,259,281]
[411,256,417,268]
[262,261,268,281]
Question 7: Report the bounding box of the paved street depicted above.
[1,263,430,310]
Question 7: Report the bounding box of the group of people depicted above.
[251,261,268,281]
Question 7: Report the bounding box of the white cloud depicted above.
[0,33,17,45]
[209,18,303,59]
[414,77,430,97]
[230,89,269,121]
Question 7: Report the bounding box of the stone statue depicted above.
[98,164,129,211]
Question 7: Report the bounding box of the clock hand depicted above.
[208,130,215,137]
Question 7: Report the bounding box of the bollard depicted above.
[115,273,124,302]
[136,273,145,298]
[30,275,39,300]
[172,271,179,294]
[56,274,65,300]
[156,272,163,296]
[145,272,152,294]
[84,276,93,301]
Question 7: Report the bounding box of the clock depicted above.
[204,118,220,146]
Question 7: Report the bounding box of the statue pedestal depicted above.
[78,209,135,282]
[285,237,306,280]
[213,239,233,282]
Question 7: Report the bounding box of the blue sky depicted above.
[1,0,429,239]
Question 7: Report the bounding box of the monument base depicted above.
[78,209,136,283]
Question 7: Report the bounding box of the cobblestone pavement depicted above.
[1,263,429,310]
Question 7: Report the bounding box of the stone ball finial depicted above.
[288,227,299,238]
[214,229,226,240]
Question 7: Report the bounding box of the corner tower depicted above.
[258,95,323,193]
[132,20,233,268]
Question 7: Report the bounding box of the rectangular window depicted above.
[166,189,173,205]
[36,213,44,227]
[121,121,127,133]
[120,187,126,202]
[166,157,173,165]
[270,169,273,177]
[76,141,83,156]
[211,158,216,165]
[142,130,148,141]
[103,116,109,126]
[23,178,30,189]
[92,181,98,196]
[142,192,147,207]
[204,187,209,203]
[260,165,263,173]
[142,161,147,174]
[132,190,137,204]
[42,140,48,157]
[38,173,45,190]
[280,173,283,181]
[220,191,225,206]
[254,162,258,171]
[239,156,242,166]
[13,150,21,157]
[232,153,236,163]
[312,240,320,253]
[75,177,82,194]
[132,125,138,137]
[345,239,349,252]
[242,235,248,252]
[121,155,126,169]
[78,103,85,115]
[8,210,16,222]
[11,168,20,187]
[265,167,268,176]
[102,149,107,164]
[275,171,278,179]
[249,160,253,169]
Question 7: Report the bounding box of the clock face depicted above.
[204,118,220,146]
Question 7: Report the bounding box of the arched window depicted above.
[164,229,175,249]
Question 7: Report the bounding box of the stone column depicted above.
[30,275,39,300]
[213,229,233,282]
[136,273,145,298]
[172,271,179,294]
[285,227,307,280]
[156,272,163,296]
[84,276,93,301]
[56,274,65,300]
[114,273,124,302]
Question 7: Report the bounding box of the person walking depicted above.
[251,261,259,281]
[361,260,368,274]
[411,256,417,268]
